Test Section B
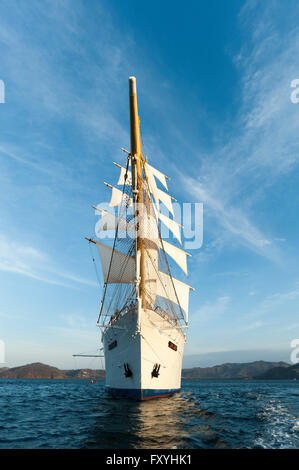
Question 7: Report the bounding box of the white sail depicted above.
[96,241,135,284]
[116,166,132,186]
[144,241,159,308]
[89,77,192,400]
[96,209,134,233]
[156,188,174,215]
[145,168,160,211]
[158,212,182,244]
[139,198,159,308]
[115,164,171,215]
[107,185,133,207]
[160,240,189,275]
[116,162,168,190]
[156,271,192,320]
[97,208,187,275]
[145,162,168,190]
[115,164,160,213]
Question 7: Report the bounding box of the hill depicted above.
[182,361,290,379]
[0,363,105,380]
[63,369,105,379]
[0,360,293,380]
[0,362,65,379]
[254,363,299,379]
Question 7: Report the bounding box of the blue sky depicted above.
[0,0,299,369]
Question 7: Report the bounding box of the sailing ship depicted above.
[86,77,193,400]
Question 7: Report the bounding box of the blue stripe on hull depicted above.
[106,387,180,400]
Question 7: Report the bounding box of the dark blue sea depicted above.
[0,379,298,449]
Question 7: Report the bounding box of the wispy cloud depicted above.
[0,0,138,294]
[0,0,131,170]
[0,234,97,288]
[179,1,299,263]
[241,320,269,331]
[192,295,230,323]
[0,311,22,320]
[183,175,277,259]
[0,0,298,364]
[243,280,299,322]
[60,313,91,329]
[0,146,52,175]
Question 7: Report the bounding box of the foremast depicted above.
[88,76,193,332]
[129,77,146,318]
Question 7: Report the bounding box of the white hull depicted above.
[103,308,185,400]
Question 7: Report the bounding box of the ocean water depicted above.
[0,379,298,449]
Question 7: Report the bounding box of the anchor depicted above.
[151,363,161,378]
[124,363,133,378]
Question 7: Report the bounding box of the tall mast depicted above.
[129,76,145,310]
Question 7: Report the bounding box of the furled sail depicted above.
[140,193,159,308]
[96,241,135,284]
[143,239,159,308]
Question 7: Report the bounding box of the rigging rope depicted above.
[98,154,137,327]
[97,147,187,328]
[88,242,102,288]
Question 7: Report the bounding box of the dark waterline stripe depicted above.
[106,386,180,400]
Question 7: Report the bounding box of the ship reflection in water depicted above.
[84,379,299,449]
[84,388,225,449]
[85,391,197,449]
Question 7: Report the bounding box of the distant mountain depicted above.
[254,363,299,379]
[0,360,295,380]
[0,363,105,380]
[62,369,105,379]
[0,363,66,379]
[182,349,291,368]
[182,361,290,379]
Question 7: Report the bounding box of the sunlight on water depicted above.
[0,379,298,449]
